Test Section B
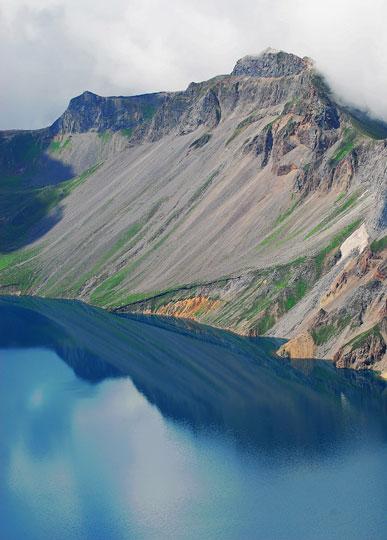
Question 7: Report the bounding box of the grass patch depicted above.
[346,108,387,140]
[312,324,337,345]
[0,247,38,273]
[244,296,273,320]
[226,114,260,146]
[281,279,308,312]
[275,200,298,226]
[347,324,382,349]
[330,128,357,164]
[255,313,276,334]
[314,219,362,276]
[49,137,71,153]
[98,131,112,143]
[305,191,361,239]
[142,104,156,121]
[121,128,133,139]
[335,191,346,203]
[187,170,219,206]
[67,222,144,295]
[258,223,286,248]
[189,133,212,149]
[0,247,41,292]
[370,235,387,253]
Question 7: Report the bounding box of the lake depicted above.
[0,296,386,539]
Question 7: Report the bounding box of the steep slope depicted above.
[0,49,386,373]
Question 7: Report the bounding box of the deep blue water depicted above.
[0,296,386,540]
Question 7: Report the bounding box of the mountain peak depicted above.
[231,49,311,78]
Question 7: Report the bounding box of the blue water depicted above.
[0,297,386,539]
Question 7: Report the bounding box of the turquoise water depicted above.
[0,296,386,539]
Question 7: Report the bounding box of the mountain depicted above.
[0,48,386,374]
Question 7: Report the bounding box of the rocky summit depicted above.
[0,48,386,375]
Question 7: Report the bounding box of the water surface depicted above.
[0,296,386,539]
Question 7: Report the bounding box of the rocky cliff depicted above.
[0,48,386,374]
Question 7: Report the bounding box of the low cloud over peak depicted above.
[1,0,386,129]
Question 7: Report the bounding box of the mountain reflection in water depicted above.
[1,296,386,458]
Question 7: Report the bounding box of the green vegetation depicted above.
[89,217,363,330]
[335,191,346,203]
[252,221,363,334]
[346,109,387,140]
[244,296,272,320]
[281,279,308,311]
[255,313,275,334]
[98,131,112,143]
[90,267,130,303]
[305,191,361,239]
[121,128,133,139]
[0,247,41,292]
[226,114,260,146]
[370,235,387,253]
[312,313,352,346]
[142,104,156,121]
[49,137,71,153]
[275,200,299,226]
[314,219,362,276]
[189,133,212,149]
[312,324,337,345]
[337,313,352,330]
[258,223,286,248]
[188,170,219,206]
[330,128,357,164]
[0,247,38,273]
[246,271,309,334]
[66,222,144,296]
[118,291,163,304]
[103,223,143,259]
[347,324,382,349]
[88,172,219,307]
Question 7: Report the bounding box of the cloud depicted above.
[0,0,386,129]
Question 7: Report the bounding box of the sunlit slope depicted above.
[0,50,385,369]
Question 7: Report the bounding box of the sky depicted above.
[1,0,386,130]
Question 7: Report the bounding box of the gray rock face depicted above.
[232,49,310,78]
[50,91,169,134]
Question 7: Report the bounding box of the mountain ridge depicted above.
[0,48,386,374]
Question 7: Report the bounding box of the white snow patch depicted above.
[340,223,369,260]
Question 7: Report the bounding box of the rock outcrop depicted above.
[277,332,315,359]
[50,91,168,135]
[231,49,311,78]
[334,323,386,371]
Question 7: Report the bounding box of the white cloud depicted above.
[0,0,386,129]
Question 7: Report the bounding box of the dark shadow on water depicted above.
[0,296,386,457]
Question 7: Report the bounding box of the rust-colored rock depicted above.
[148,296,221,320]
[277,332,315,359]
